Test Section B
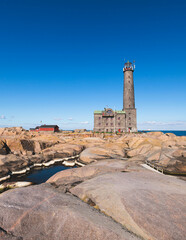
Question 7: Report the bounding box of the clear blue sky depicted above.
[0,0,186,130]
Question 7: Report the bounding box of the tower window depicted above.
[99,123,101,126]
[129,117,131,120]
[99,117,101,120]
[118,123,120,126]
[118,117,120,120]
[106,123,108,126]
[129,105,130,107]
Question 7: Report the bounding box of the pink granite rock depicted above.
[70,170,186,240]
[0,184,139,240]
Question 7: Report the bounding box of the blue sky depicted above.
[0,0,186,130]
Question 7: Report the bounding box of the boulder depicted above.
[146,151,160,161]
[127,144,153,157]
[172,149,186,158]
[0,127,25,136]
[42,143,84,158]
[165,132,176,137]
[0,140,10,155]
[79,146,125,163]
[5,138,58,154]
[146,131,164,136]
[0,143,84,180]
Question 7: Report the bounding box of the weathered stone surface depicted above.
[70,170,186,240]
[146,131,164,137]
[0,127,26,136]
[5,138,58,155]
[47,159,128,187]
[0,143,84,179]
[127,144,153,157]
[0,184,139,240]
[79,147,110,163]
[172,149,186,158]
[0,127,185,179]
[0,140,10,155]
[79,146,125,163]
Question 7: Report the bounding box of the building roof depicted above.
[115,110,125,114]
[39,125,59,128]
[94,110,125,114]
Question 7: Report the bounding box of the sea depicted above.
[138,130,186,136]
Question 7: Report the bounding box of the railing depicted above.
[145,160,164,174]
[145,160,186,176]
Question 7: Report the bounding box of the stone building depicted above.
[94,61,137,132]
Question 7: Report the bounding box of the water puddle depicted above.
[9,165,77,184]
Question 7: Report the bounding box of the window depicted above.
[118,117,120,120]
[129,123,131,126]
[118,123,120,126]
[106,123,108,126]
[99,123,101,126]
[129,105,130,107]
[129,117,131,120]
[99,117,101,120]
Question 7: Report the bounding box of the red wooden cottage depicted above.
[30,125,59,132]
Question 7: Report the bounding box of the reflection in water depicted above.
[12,165,76,184]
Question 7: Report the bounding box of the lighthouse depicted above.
[123,61,137,132]
[93,60,137,133]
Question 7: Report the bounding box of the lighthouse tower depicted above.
[123,61,137,132]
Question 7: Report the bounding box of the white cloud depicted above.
[138,120,186,130]
[68,118,73,121]
[0,115,6,119]
[80,121,89,124]
[61,121,89,125]
[54,118,62,121]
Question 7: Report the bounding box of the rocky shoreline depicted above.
[0,155,83,183]
[0,127,185,240]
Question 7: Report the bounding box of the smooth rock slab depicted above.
[79,146,125,163]
[70,170,186,240]
[0,183,139,240]
[47,159,129,187]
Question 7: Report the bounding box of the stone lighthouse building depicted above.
[94,61,137,132]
